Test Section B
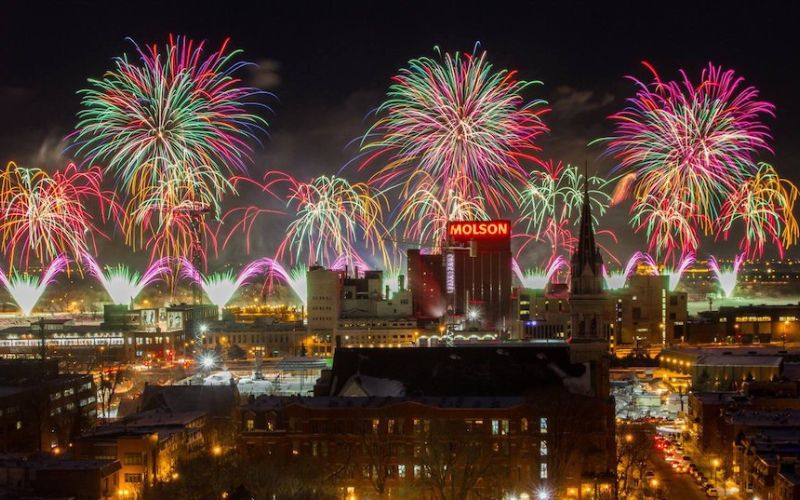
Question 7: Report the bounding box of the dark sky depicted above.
[1,0,798,267]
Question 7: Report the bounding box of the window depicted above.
[540,463,548,479]
[540,440,548,456]
[387,419,396,434]
[414,465,422,479]
[125,473,143,483]
[520,418,528,432]
[540,417,548,434]
[491,419,509,435]
[123,453,143,465]
[372,419,380,434]
[246,419,254,431]
[398,464,406,478]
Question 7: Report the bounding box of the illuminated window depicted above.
[246,419,254,431]
[540,417,548,434]
[540,440,548,456]
[521,418,529,432]
[540,463,548,479]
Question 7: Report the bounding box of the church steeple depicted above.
[570,164,604,295]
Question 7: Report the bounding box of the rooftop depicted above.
[246,395,528,412]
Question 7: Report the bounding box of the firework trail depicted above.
[361,47,548,243]
[664,253,695,292]
[180,258,274,309]
[83,254,171,305]
[75,35,267,260]
[393,172,490,245]
[512,255,566,290]
[0,162,117,271]
[263,261,308,307]
[708,254,745,298]
[266,173,390,269]
[0,256,68,316]
[517,160,610,262]
[601,62,777,259]
[718,163,799,258]
[603,251,650,290]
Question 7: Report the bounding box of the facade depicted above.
[75,410,206,493]
[660,346,796,390]
[0,359,96,453]
[243,343,616,499]
[306,266,343,335]
[0,455,122,500]
[407,249,445,320]
[446,220,513,326]
[200,320,305,357]
[686,303,800,344]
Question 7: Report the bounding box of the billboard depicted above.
[447,220,511,241]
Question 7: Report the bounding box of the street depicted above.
[649,446,706,500]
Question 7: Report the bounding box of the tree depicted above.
[418,419,502,500]
[616,424,653,496]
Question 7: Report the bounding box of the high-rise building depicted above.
[406,221,513,327]
[306,266,343,334]
[447,220,512,326]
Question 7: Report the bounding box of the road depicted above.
[649,449,706,500]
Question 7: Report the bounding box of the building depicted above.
[0,454,122,499]
[685,303,800,344]
[306,266,343,335]
[660,346,800,390]
[446,220,513,326]
[74,409,206,493]
[200,320,305,358]
[407,249,445,320]
[0,359,96,453]
[242,344,616,499]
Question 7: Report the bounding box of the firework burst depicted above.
[0,256,68,316]
[603,252,650,290]
[708,254,745,298]
[84,254,170,306]
[512,255,566,290]
[75,35,268,261]
[718,163,799,258]
[0,162,117,271]
[270,173,389,268]
[361,47,548,243]
[601,62,777,258]
[181,258,273,309]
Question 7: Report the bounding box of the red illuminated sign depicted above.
[447,220,511,241]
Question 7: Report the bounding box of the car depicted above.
[706,487,719,497]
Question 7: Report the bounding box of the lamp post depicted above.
[712,458,721,497]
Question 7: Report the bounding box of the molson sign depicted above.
[447,220,511,241]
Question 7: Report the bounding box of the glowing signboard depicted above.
[446,252,455,293]
[447,220,511,241]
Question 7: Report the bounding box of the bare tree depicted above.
[418,419,502,500]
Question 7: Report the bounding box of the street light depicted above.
[624,433,634,443]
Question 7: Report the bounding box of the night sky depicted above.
[1,1,797,265]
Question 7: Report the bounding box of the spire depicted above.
[570,162,604,294]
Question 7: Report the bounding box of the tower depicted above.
[568,168,611,396]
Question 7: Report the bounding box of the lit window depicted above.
[540,440,548,456]
[540,463,548,479]
[540,417,548,434]
[398,464,406,478]
[521,418,528,432]
[246,419,254,431]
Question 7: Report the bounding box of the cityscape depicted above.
[1,2,800,499]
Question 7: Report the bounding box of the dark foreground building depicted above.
[241,344,616,499]
[0,359,96,453]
